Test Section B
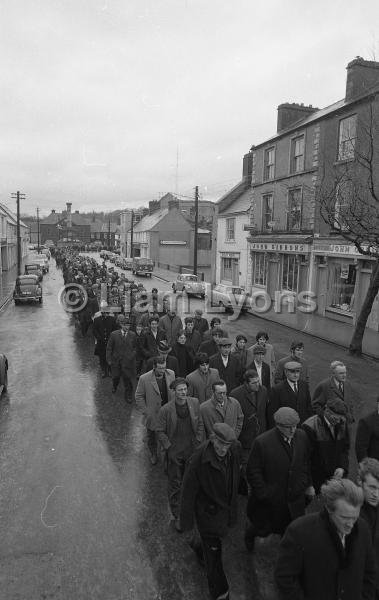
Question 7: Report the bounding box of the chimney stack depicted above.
[66,202,72,228]
[51,209,55,214]
[277,102,318,133]
[345,57,379,101]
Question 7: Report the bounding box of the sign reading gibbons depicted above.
[250,242,311,253]
[160,240,187,246]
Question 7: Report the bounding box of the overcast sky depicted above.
[1,0,379,216]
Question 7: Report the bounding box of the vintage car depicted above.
[121,257,133,270]
[0,353,8,395]
[132,257,154,277]
[209,284,251,312]
[14,274,43,305]
[24,263,43,281]
[172,273,206,297]
[29,253,49,273]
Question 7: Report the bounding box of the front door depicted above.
[232,259,239,286]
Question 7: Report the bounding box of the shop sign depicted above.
[160,240,187,245]
[250,242,310,253]
[220,252,240,258]
[314,243,364,256]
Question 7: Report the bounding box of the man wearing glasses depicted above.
[268,361,312,428]
[200,380,244,440]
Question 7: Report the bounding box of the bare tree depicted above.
[317,99,379,355]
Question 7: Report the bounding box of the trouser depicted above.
[98,354,109,375]
[111,364,137,399]
[167,455,188,518]
[200,534,229,600]
[147,428,158,457]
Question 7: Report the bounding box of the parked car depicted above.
[100,250,109,259]
[132,257,154,277]
[172,273,206,297]
[209,284,251,312]
[14,274,43,305]
[115,257,124,267]
[40,248,51,260]
[29,253,49,273]
[0,353,8,395]
[24,263,43,281]
[109,254,118,263]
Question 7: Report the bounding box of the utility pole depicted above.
[108,219,111,250]
[36,207,40,253]
[130,210,134,259]
[11,191,25,276]
[193,186,199,276]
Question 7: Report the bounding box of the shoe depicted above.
[150,453,158,465]
[244,532,255,553]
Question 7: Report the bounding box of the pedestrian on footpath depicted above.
[275,478,376,600]
[358,457,379,598]
[200,380,244,440]
[268,361,313,428]
[106,315,137,402]
[135,356,175,465]
[92,300,118,377]
[274,340,310,385]
[186,353,220,405]
[156,378,204,531]
[179,422,241,600]
[356,396,379,462]
[312,360,359,424]
[245,407,313,551]
[302,398,350,494]
[246,331,276,384]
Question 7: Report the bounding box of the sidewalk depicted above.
[0,256,32,311]
[152,266,379,360]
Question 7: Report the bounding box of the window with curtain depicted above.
[281,254,299,291]
[338,115,356,161]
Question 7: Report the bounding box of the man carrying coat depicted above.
[312,360,359,424]
[135,356,175,465]
[245,407,313,551]
[179,422,241,600]
[106,314,137,402]
[156,378,204,531]
[275,478,376,600]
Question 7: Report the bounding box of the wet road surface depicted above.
[0,260,259,600]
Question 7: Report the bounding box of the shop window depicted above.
[338,115,356,161]
[287,188,302,231]
[252,252,267,286]
[262,194,274,230]
[281,255,299,292]
[225,218,235,241]
[290,135,305,173]
[328,263,356,312]
[264,147,275,181]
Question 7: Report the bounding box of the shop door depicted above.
[232,259,239,286]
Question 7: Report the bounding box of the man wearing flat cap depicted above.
[93,300,118,377]
[179,422,241,600]
[245,407,312,551]
[268,360,312,428]
[156,378,203,531]
[143,339,179,376]
[303,398,350,494]
[106,314,137,401]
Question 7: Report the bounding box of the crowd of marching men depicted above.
[56,248,379,600]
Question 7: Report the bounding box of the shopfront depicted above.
[313,240,378,330]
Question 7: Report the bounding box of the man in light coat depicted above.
[156,378,204,530]
[158,308,183,346]
[200,380,244,440]
[186,352,220,404]
[135,356,175,464]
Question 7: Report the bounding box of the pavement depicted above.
[152,266,379,360]
[0,264,22,310]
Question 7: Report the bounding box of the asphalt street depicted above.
[0,255,378,600]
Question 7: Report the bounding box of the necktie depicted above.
[339,382,344,396]
[294,382,298,393]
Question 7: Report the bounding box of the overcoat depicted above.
[158,314,183,346]
[273,354,310,385]
[93,314,118,357]
[179,439,241,537]
[106,329,137,376]
[312,376,359,424]
[140,329,167,359]
[200,395,244,439]
[275,508,376,600]
[246,427,310,535]
[360,501,379,597]
[230,383,268,449]
[356,411,379,462]
[135,368,175,430]
[245,360,271,390]
[268,380,312,428]
[156,396,204,452]
[186,367,220,404]
[209,353,243,393]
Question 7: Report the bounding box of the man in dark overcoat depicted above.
[312,360,359,424]
[209,338,243,394]
[268,361,312,428]
[92,301,118,377]
[358,457,379,598]
[275,478,376,600]
[356,396,379,462]
[140,316,167,362]
[245,407,312,551]
[179,423,241,600]
[106,315,137,402]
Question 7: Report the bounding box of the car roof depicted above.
[17,274,39,281]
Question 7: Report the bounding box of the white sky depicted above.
[1,0,379,216]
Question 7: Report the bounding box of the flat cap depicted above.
[274,407,300,426]
[218,337,232,346]
[118,315,130,324]
[158,340,172,352]
[284,361,302,371]
[212,422,236,444]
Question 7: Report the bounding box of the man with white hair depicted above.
[312,360,360,424]
[275,478,376,600]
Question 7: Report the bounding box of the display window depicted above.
[327,262,356,312]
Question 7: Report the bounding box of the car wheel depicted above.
[39,297,43,304]
[0,355,8,393]
[14,299,20,306]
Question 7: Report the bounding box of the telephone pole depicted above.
[36,207,40,253]
[11,191,25,276]
[108,219,111,250]
[130,210,134,259]
[193,186,199,275]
